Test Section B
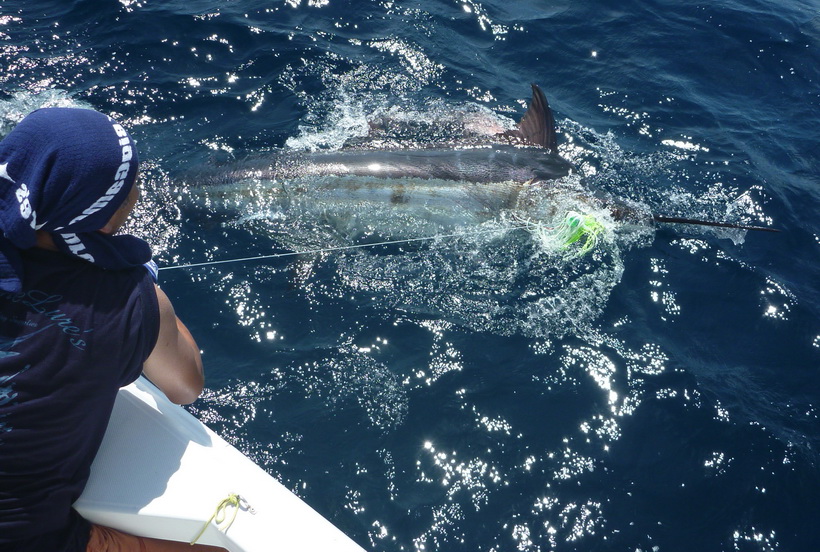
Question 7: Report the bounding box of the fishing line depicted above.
[157,223,536,272]
[157,209,621,272]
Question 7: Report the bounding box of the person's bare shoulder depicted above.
[142,285,204,405]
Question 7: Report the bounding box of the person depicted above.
[0,108,226,552]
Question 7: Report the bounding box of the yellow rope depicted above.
[190,493,249,545]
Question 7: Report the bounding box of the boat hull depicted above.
[74,377,365,552]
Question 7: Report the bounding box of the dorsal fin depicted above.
[499,84,558,151]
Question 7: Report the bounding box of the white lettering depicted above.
[66,119,134,227]
[62,233,81,245]
[114,162,130,181]
[61,233,95,262]
[85,196,112,213]
[14,182,39,229]
[108,180,124,196]
[15,183,28,202]
[21,198,31,219]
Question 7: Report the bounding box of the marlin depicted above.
[185,85,778,243]
[0,325,54,359]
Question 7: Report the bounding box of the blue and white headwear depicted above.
[0,107,152,292]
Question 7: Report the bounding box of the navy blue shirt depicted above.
[0,248,159,551]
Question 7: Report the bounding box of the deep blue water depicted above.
[2,1,819,550]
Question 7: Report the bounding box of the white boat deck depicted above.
[75,377,366,552]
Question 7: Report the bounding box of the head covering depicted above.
[0,107,152,292]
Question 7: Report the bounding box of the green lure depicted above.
[554,211,605,255]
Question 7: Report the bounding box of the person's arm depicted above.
[142,285,204,405]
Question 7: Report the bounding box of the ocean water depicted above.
[1,1,819,550]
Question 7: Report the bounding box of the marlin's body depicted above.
[229,145,572,185]
[187,85,585,228]
[187,85,775,236]
[193,145,573,225]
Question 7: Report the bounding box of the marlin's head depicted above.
[606,198,654,227]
